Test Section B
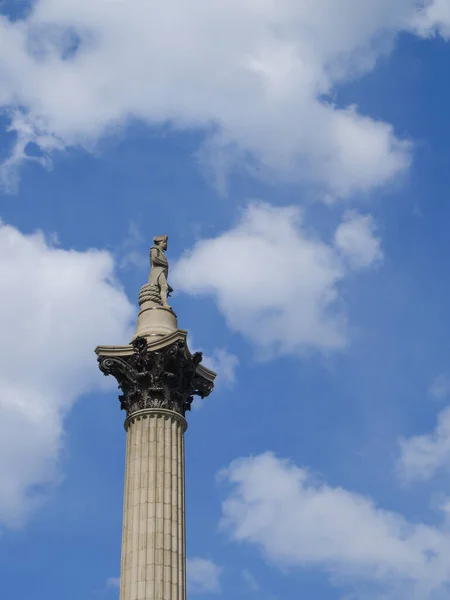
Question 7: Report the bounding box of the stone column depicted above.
[96,335,215,600]
[121,409,187,600]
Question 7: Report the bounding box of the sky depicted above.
[1,1,450,599]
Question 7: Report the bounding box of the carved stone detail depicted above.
[138,283,161,305]
[97,336,213,417]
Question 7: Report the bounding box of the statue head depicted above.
[154,235,168,250]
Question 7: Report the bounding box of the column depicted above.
[96,336,215,600]
[120,409,187,600]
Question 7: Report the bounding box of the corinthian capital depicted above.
[97,336,214,418]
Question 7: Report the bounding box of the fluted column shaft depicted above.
[120,408,187,600]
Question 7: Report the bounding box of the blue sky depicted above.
[1,2,450,600]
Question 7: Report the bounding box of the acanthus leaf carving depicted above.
[98,337,214,417]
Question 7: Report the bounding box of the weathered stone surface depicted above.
[97,336,214,418]
[120,410,187,600]
[147,235,173,309]
[133,301,178,341]
[95,240,216,600]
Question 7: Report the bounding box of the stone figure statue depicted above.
[147,235,173,308]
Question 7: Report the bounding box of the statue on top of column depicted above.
[147,235,173,309]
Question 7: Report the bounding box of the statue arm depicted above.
[150,247,167,269]
[150,247,158,267]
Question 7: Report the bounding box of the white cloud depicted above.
[117,221,148,271]
[106,577,120,589]
[172,203,381,357]
[398,406,450,483]
[242,569,259,592]
[0,222,134,527]
[0,109,65,192]
[187,558,222,595]
[0,1,447,195]
[220,452,450,599]
[190,348,238,410]
[203,349,239,388]
[429,375,450,402]
[334,211,383,270]
[411,0,450,38]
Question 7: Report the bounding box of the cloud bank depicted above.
[172,203,382,357]
[398,406,450,483]
[220,452,450,599]
[0,223,133,526]
[0,0,447,194]
[187,558,222,595]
